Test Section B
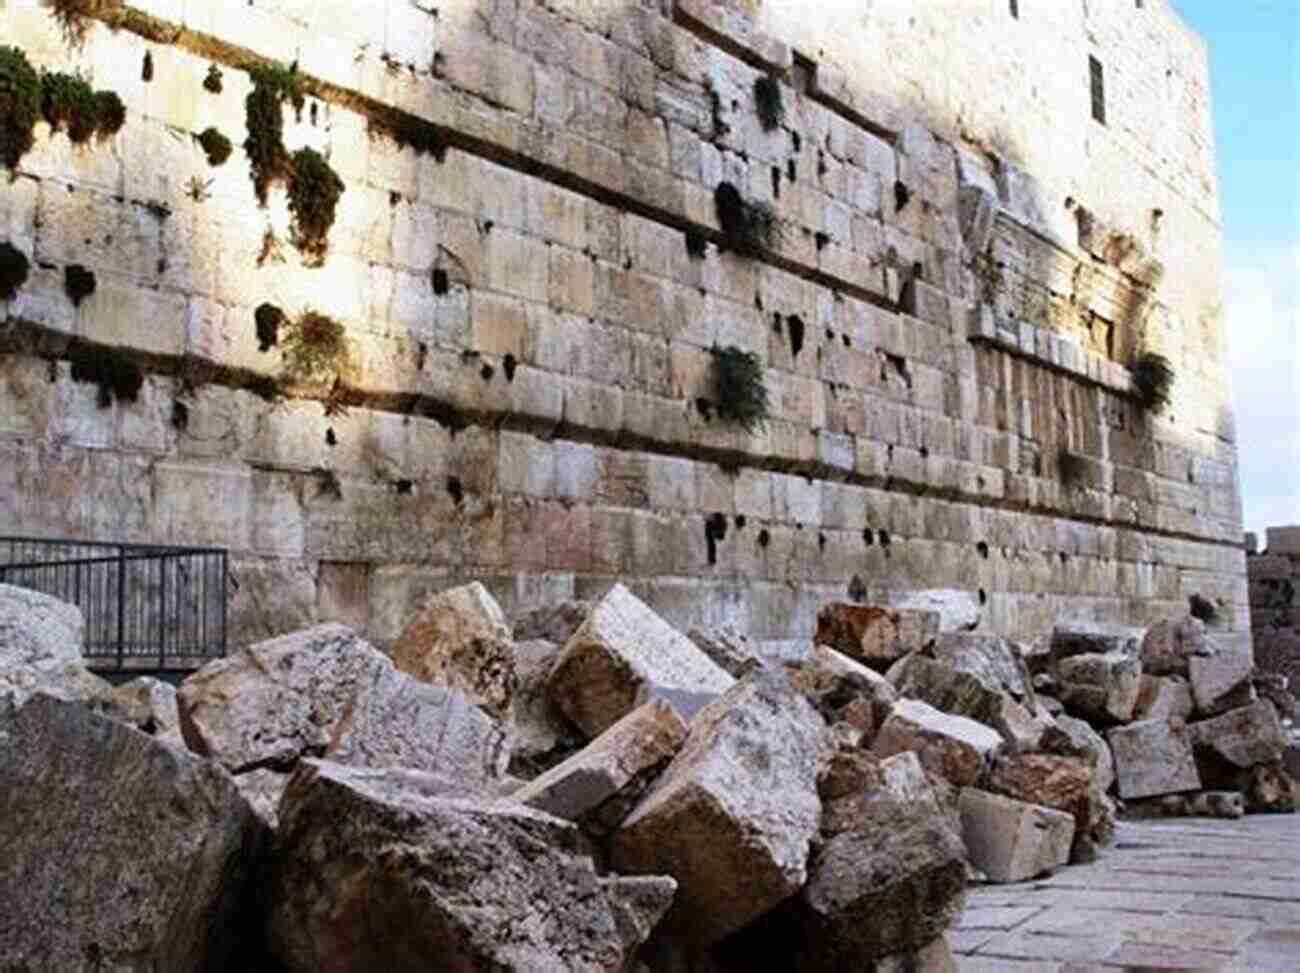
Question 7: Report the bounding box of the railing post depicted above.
[159,556,167,671]
[116,547,126,672]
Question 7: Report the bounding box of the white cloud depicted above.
[1224,244,1300,536]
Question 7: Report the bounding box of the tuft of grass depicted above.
[753,75,784,132]
[0,241,30,301]
[366,114,447,161]
[1057,449,1087,489]
[714,182,783,256]
[287,147,345,266]
[196,126,231,166]
[1130,350,1174,414]
[243,61,302,205]
[47,0,118,48]
[203,64,223,94]
[1189,593,1219,626]
[710,344,769,433]
[64,263,96,306]
[280,309,347,384]
[93,90,125,137]
[0,46,42,171]
[69,340,143,408]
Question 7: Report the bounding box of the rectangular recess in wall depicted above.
[1089,55,1107,124]
[1010,0,1019,18]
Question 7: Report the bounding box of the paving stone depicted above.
[973,930,1122,962]
[1106,719,1201,799]
[957,906,1047,931]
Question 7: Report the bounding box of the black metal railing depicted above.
[0,537,228,673]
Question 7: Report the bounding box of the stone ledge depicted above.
[966,304,1132,396]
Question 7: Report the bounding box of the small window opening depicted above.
[1089,56,1106,125]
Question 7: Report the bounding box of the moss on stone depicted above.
[1131,350,1174,414]
[0,46,42,170]
[41,71,124,144]
[281,309,347,384]
[287,147,344,266]
[254,302,284,352]
[710,344,769,432]
[714,182,782,256]
[196,126,232,166]
[0,241,31,301]
[243,61,302,205]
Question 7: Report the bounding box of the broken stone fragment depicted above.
[1141,616,1212,677]
[789,642,898,739]
[1133,674,1195,723]
[1055,651,1142,724]
[1107,718,1202,800]
[510,638,584,778]
[98,675,186,748]
[959,788,1075,883]
[875,935,959,973]
[267,760,627,972]
[1127,790,1245,820]
[390,581,516,719]
[600,875,677,966]
[179,624,508,793]
[1236,760,1297,813]
[1187,698,1287,769]
[688,625,765,677]
[0,694,266,971]
[815,602,939,669]
[1050,622,1144,665]
[512,599,592,644]
[609,669,825,946]
[818,749,942,837]
[1045,714,1116,795]
[0,583,114,708]
[986,751,1108,862]
[1188,633,1256,716]
[547,584,734,738]
[871,697,1003,788]
[513,699,687,835]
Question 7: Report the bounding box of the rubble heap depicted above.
[0,581,1295,971]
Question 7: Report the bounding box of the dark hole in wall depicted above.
[977,541,989,559]
[695,397,714,421]
[787,158,796,182]
[171,400,189,431]
[142,51,154,83]
[255,302,285,352]
[848,574,867,603]
[446,476,464,506]
[734,514,747,529]
[817,533,827,552]
[771,166,781,200]
[64,264,96,307]
[758,528,771,549]
[480,363,494,381]
[790,131,801,153]
[685,229,708,259]
[787,315,805,358]
[979,588,988,606]
[705,512,728,566]
[862,529,874,546]
[877,529,891,549]
[503,353,517,382]
[772,312,783,334]
[395,479,414,495]
[894,180,911,212]
[325,428,337,447]
[814,231,830,252]
[432,267,450,294]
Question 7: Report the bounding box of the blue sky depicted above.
[1172,0,1299,538]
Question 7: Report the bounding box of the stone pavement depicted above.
[954,816,1300,971]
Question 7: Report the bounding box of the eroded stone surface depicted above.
[547,584,734,738]
[1189,635,1256,716]
[1133,674,1195,723]
[959,788,1075,883]
[872,698,1003,787]
[0,584,112,708]
[790,642,898,739]
[1055,651,1142,724]
[1107,719,1202,799]
[1142,617,1212,677]
[816,603,940,669]
[1188,699,1287,769]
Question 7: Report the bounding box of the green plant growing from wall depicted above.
[971,245,1004,305]
[0,241,30,301]
[64,263,96,306]
[753,75,784,132]
[714,182,783,257]
[69,341,143,408]
[0,46,42,171]
[203,64,223,94]
[41,72,124,143]
[1130,350,1174,414]
[196,126,231,166]
[255,302,285,351]
[287,147,345,266]
[47,0,110,47]
[280,309,347,385]
[1057,449,1087,489]
[710,344,769,433]
[244,61,302,205]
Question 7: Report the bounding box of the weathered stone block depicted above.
[512,699,687,834]
[609,670,825,946]
[1047,714,1116,795]
[871,698,1003,787]
[815,602,939,669]
[1187,699,1287,769]
[1189,638,1256,716]
[1107,719,1202,800]
[1141,616,1211,676]
[959,789,1075,883]
[790,642,898,739]
[390,581,516,719]
[1055,651,1142,724]
[1133,674,1195,722]
[546,583,734,738]
[0,584,112,708]
[1051,622,1144,663]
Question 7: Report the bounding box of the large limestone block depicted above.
[885,589,981,633]
[179,624,508,801]
[268,760,627,973]
[600,875,677,965]
[0,695,265,971]
[1055,651,1142,724]
[547,584,734,738]
[1133,674,1195,722]
[0,583,113,707]
[1107,719,1202,799]
[1051,622,1144,664]
[818,749,942,836]
[790,642,898,739]
[1048,715,1116,795]
[688,625,765,677]
[930,633,1034,700]
[871,698,1003,787]
[797,813,967,968]
[513,599,592,643]
[104,675,186,748]
[609,670,825,945]
[1142,617,1212,677]
[989,753,1093,828]
[815,603,939,669]
[390,581,516,718]
[1189,634,1256,716]
[959,789,1075,883]
[513,699,687,834]
[1187,699,1287,769]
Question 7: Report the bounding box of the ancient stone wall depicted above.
[1248,526,1300,691]
[0,0,1246,647]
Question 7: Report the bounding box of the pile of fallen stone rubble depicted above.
[0,580,1295,972]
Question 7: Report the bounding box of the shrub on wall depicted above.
[287,147,345,266]
[714,182,783,256]
[0,241,30,301]
[69,341,144,408]
[280,310,347,384]
[1057,449,1087,489]
[196,126,232,166]
[1130,350,1174,414]
[710,344,769,433]
[0,46,42,170]
[753,75,784,132]
[244,61,302,205]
